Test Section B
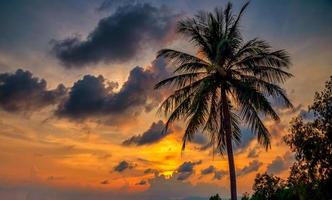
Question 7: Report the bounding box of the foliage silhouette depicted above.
[155,2,292,199]
[242,76,332,200]
[209,194,222,200]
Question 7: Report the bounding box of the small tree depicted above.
[209,194,222,200]
[251,173,285,200]
[284,76,332,200]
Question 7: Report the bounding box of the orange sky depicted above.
[0,0,331,199]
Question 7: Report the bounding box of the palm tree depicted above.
[154,2,293,200]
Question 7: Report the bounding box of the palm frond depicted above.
[230,110,241,145]
[157,49,210,66]
[182,81,213,150]
[154,72,206,89]
[236,74,293,108]
[234,65,293,84]
[232,49,291,69]
[240,102,271,149]
[157,77,208,115]
[173,62,211,73]
[228,1,250,38]
[231,78,280,121]
[177,17,212,56]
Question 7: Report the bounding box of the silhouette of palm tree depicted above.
[155,2,293,200]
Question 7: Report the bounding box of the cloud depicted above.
[192,134,209,145]
[145,173,228,199]
[192,134,210,149]
[113,160,135,172]
[176,160,202,181]
[267,151,294,174]
[100,180,109,185]
[213,170,227,180]
[195,128,256,154]
[97,0,135,11]
[201,165,216,175]
[200,165,227,180]
[266,156,287,174]
[247,148,259,158]
[122,120,171,146]
[144,168,158,173]
[235,128,256,153]
[56,59,170,123]
[136,180,147,185]
[0,69,66,113]
[237,160,262,176]
[0,174,228,200]
[52,3,178,68]
[299,109,316,121]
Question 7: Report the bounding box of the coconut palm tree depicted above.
[154,2,293,200]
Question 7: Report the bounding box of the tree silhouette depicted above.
[242,76,332,200]
[251,173,287,200]
[155,2,292,199]
[284,76,332,200]
[210,194,222,200]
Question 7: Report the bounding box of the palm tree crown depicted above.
[155,2,293,200]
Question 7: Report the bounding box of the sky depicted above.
[0,0,331,199]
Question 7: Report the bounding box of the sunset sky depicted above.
[0,0,331,199]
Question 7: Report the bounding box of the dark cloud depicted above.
[213,170,226,180]
[136,180,147,185]
[113,160,134,172]
[176,160,202,181]
[144,168,159,175]
[267,151,294,174]
[237,160,262,176]
[233,128,257,155]
[97,0,135,11]
[52,3,178,68]
[201,165,216,175]
[0,69,66,113]
[56,59,170,122]
[196,128,256,153]
[122,120,170,146]
[200,165,226,180]
[192,134,209,146]
[100,180,109,185]
[267,156,287,174]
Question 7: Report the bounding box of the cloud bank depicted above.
[56,59,170,123]
[122,120,171,146]
[176,160,202,181]
[52,3,178,68]
[237,160,262,176]
[0,69,66,113]
[113,160,135,172]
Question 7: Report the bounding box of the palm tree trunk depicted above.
[221,89,237,200]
